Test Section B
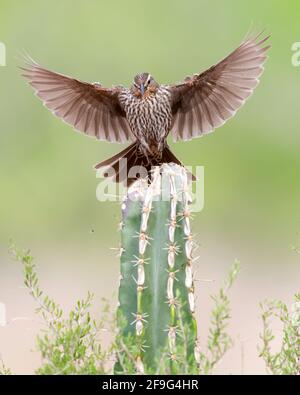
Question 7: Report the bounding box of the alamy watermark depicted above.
[291,42,300,67]
[96,164,205,213]
[0,42,6,66]
[0,303,6,327]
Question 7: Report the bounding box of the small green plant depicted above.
[198,260,240,374]
[259,243,300,375]
[10,242,111,375]
[0,358,11,375]
[259,294,300,375]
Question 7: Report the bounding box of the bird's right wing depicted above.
[169,32,271,141]
[21,59,133,143]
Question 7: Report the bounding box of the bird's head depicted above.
[131,72,158,98]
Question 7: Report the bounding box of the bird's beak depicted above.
[140,84,145,96]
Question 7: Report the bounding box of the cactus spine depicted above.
[116,164,198,374]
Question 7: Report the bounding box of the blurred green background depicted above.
[0,0,299,374]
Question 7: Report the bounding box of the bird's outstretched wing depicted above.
[21,59,133,143]
[169,32,271,141]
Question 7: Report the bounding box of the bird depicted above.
[21,32,270,186]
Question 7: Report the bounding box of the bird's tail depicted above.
[94,142,195,186]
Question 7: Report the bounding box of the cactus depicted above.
[116,164,199,374]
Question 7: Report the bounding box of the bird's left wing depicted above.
[169,32,271,141]
[21,59,133,143]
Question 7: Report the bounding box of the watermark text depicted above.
[291,42,300,67]
[0,303,6,327]
[96,164,204,213]
[0,42,6,66]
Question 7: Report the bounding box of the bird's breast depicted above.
[119,87,172,140]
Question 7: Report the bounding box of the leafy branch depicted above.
[198,260,240,374]
[259,294,300,375]
[9,242,110,375]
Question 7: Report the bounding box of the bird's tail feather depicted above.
[94,142,195,186]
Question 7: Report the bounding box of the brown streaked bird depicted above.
[21,32,270,185]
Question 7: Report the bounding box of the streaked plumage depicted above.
[21,32,270,185]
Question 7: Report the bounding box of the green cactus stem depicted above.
[116,164,199,374]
